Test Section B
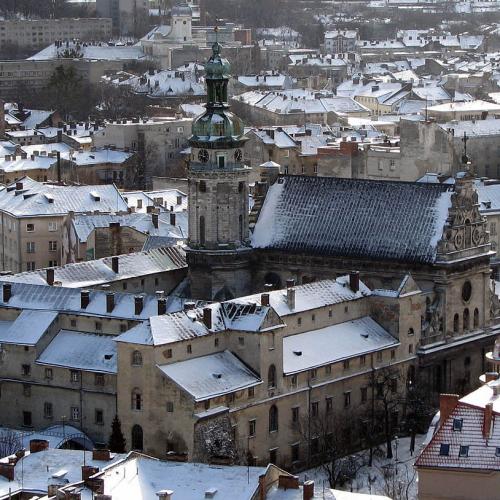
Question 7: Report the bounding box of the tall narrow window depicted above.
[268,364,276,389]
[463,308,470,332]
[473,308,479,329]
[131,424,143,450]
[132,388,143,411]
[239,214,243,241]
[453,313,459,333]
[199,215,205,246]
[269,405,278,432]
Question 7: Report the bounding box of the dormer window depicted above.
[439,443,450,456]
[459,445,469,458]
[453,418,463,431]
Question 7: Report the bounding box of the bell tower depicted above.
[186,38,253,300]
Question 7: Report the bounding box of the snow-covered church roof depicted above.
[252,176,453,264]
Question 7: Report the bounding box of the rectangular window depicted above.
[71,406,80,421]
[45,367,53,379]
[187,344,192,354]
[23,411,32,427]
[391,378,397,394]
[343,359,350,370]
[166,401,174,412]
[439,443,450,456]
[95,321,102,331]
[95,374,105,386]
[70,370,80,383]
[409,344,414,354]
[292,406,299,423]
[326,397,333,413]
[49,241,57,252]
[238,337,244,346]
[44,402,53,419]
[249,419,256,437]
[297,317,302,326]
[310,368,317,380]
[48,221,57,232]
[311,401,319,417]
[166,349,172,358]
[22,364,30,376]
[291,443,299,462]
[311,437,320,455]
[376,351,383,362]
[214,337,219,347]
[459,445,469,457]
[344,391,351,408]
[247,387,254,398]
[360,355,366,366]
[26,241,35,253]
[95,409,104,425]
[361,387,368,403]
[291,375,297,387]
[26,223,34,232]
[23,384,31,397]
[391,349,396,360]
[26,261,36,271]
[453,418,463,431]
[325,364,331,375]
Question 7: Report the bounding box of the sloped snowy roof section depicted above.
[37,330,117,373]
[0,309,58,345]
[158,350,261,401]
[252,176,453,264]
[282,316,398,374]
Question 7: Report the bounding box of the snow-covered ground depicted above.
[300,434,427,500]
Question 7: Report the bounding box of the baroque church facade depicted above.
[186,44,497,399]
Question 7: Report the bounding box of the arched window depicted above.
[131,388,142,411]
[408,327,414,336]
[463,308,470,332]
[268,364,276,389]
[473,308,479,329]
[131,350,142,366]
[199,216,205,246]
[131,424,143,450]
[453,313,460,334]
[269,405,278,432]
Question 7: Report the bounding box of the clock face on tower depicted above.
[198,149,209,163]
[234,149,243,162]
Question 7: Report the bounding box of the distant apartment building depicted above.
[97,0,149,36]
[0,178,128,273]
[324,29,358,53]
[0,18,112,51]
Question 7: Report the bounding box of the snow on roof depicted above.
[243,277,371,316]
[68,148,133,166]
[0,155,57,173]
[238,74,291,88]
[83,453,266,500]
[0,310,57,345]
[0,177,128,217]
[0,449,123,499]
[476,180,500,214]
[416,381,500,471]
[0,281,187,320]
[158,350,261,401]
[440,118,500,137]
[28,43,145,61]
[428,99,500,113]
[37,329,117,373]
[282,316,398,374]
[252,176,453,264]
[4,246,186,288]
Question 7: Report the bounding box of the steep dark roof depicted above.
[251,176,453,264]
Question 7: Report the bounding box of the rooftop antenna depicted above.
[461,131,469,165]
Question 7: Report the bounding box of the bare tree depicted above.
[377,462,417,500]
[298,408,365,489]
[0,429,23,458]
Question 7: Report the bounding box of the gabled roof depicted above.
[0,310,58,346]
[158,350,261,401]
[252,176,453,264]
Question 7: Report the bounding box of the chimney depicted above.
[158,297,167,315]
[15,181,23,191]
[135,295,144,315]
[483,403,494,438]
[3,283,11,302]
[46,268,55,286]
[303,481,314,500]
[258,474,267,500]
[156,491,174,500]
[278,475,300,490]
[286,282,295,310]
[81,290,90,309]
[485,372,499,383]
[82,465,99,482]
[152,212,159,229]
[203,307,212,329]
[111,256,119,273]
[106,292,115,313]
[29,439,49,453]
[264,283,273,292]
[92,448,111,461]
[184,301,195,311]
[349,271,360,293]
[0,463,14,481]
[439,394,460,427]
[170,212,176,226]
[261,293,270,306]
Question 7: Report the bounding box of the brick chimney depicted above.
[439,394,460,427]
[158,297,167,315]
[30,439,49,453]
[152,212,159,229]
[485,372,499,383]
[46,268,55,286]
[258,474,267,500]
[203,307,212,329]
[349,271,360,293]
[134,295,144,315]
[0,463,14,481]
[156,491,174,500]
[286,280,295,310]
[106,292,115,313]
[3,283,11,303]
[278,475,299,490]
[170,212,176,226]
[81,290,90,309]
[82,465,99,482]
[111,256,119,273]
[261,293,270,306]
[92,448,111,461]
[303,480,314,500]
[483,403,494,438]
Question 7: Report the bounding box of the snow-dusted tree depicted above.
[108,415,126,453]
[0,429,22,458]
[377,462,417,500]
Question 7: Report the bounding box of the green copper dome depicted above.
[190,40,247,148]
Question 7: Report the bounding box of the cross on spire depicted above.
[461,131,469,165]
